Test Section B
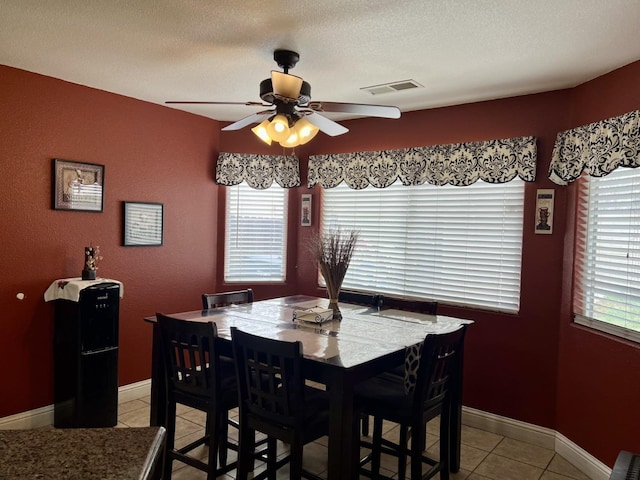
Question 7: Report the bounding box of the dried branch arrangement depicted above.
[307,228,359,318]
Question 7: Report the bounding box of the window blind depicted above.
[225,183,287,282]
[322,179,525,312]
[574,168,640,340]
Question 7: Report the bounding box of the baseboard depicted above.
[117,378,151,404]
[462,406,612,480]
[555,432,612,480]
[0,379,151,431]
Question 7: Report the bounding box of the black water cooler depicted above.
[54,282,120,428]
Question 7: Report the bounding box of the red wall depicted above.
[2,59,640,468]
[555,61,640,465]
[0,66,221,417]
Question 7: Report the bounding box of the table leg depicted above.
[449,331,466,472]
[149,323,166,427]
[327,372,358,480]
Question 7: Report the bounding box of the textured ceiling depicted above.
[1,0,640,124]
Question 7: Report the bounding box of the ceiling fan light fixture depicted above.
[266,114,291,142]
[251,119,272,145]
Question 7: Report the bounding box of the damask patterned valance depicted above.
[549,109,640,185]
[307,136,537,189]
[216,152,301,189]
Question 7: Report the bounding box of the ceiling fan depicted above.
[166,49,401,147]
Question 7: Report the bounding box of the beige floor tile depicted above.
[467,474,494,479]
[180,408,207,426]
[546,454,591,480]
[492,437,555,468]
[474,453,544,480]
[118,399,149,414]
[428,441,490,472]
[460,425,504,452]
[540,471,577,480]
[118,405,151,427]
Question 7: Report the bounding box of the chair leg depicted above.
[439,406,451,480]
[398,424,409,480]
[236,424,253,480]
[267,437,278,480]
[290,439,303,480]
[371,416,383,477]
[206,411,220,480]
[163,402,177,480]
[218,410,229,467]
[362,413,370,436]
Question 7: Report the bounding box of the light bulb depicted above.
[294,118,320,145]
[266,114,291,142]
[280,130,301,148]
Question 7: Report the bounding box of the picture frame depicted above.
[122,202,164,246]
[534,189,554,234]
[301,194,312,226]
[52,158,104,212]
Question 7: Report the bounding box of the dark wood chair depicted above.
[202,288,254,309]
[338,289,383,309]
[157,313,239,480]
[356,326,467,480]
[380,295,438,315]
[231,327,329,480]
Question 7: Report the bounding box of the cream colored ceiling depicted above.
[1,0,640,123]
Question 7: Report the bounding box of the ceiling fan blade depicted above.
[221,111,274,131]
[165,101,270,106]
[308,101,401,119]
[305,112,349,137]
[271,71,303,99]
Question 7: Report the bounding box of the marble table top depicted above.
[0,426,165,479]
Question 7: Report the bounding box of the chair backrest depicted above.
[381,295,438,315]
[231,327,305,429]
[202,289,254,310]
[338,289,382,308]
[157,313,221,402]
[413,326,466,411]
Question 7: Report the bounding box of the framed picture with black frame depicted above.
[122,202,164,246]
[52,158,104,212]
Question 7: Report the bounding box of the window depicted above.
[573,168,640,342]
[322,179,525,313]
[225,183,287,282]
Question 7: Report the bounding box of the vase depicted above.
[82,269,96,280]
[327,289,342,321]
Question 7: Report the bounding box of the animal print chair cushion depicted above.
[404,342,423,394]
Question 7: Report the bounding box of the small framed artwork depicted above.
[301,194,312,226]
[52,158,104,212]
[535,189,554,234]
[123,202,164,246]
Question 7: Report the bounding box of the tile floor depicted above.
[118,396,592,480]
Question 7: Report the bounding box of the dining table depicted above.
[145,295,472,480]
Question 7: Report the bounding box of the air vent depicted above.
[361,79,423,95]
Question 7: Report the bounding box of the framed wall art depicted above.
[122,202,164,246]
[301,194,312,226]
[534,189,555,234]
[52,158,104,212]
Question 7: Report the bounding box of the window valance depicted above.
[216,152,301,189]
[308,136,536,189]
[549,109,640,185]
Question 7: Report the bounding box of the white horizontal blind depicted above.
[322,180,525,312]
[225,183,287,282]
[574,168,640,338]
